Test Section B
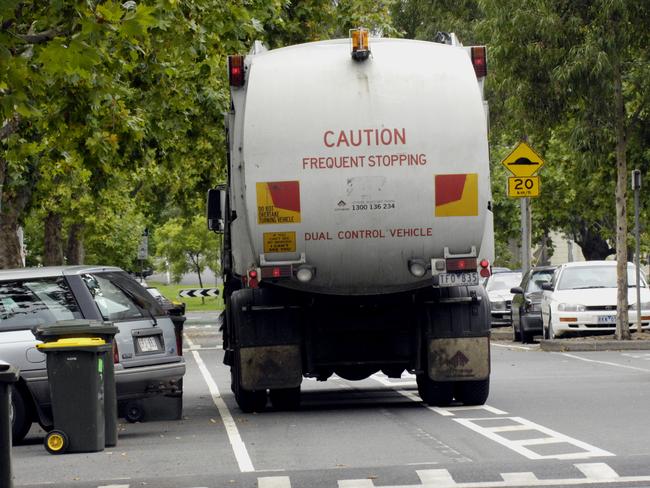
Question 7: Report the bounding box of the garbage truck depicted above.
[207,30,494,412]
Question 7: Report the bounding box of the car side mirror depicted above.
[207,187,226,232]
[541,282,554,291]
[510,286,524,294]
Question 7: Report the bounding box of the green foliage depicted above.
[154,215,220,285]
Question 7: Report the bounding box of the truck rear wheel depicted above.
[454,378,489,406]
[416,373,453,406]
[231,363,267,413]
[269,387,301,410]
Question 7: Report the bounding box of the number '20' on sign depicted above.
[507,176,540,198]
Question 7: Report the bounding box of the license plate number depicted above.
[597,315,616,324]
[437,271,479,287]
[137,336,161,353]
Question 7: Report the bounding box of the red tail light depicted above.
[261,265,292,279]
[446,258,477,272]
[247,269,259,288]
[228,55,245,87]
[113,341,119,364]
[471,46,487,78]
[479,259,491,278]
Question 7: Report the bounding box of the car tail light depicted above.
[446,258,477,272]
[113,341,119,364]
[471,46,487,77]
[228,55,245,87]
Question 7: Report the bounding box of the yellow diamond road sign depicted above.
[501,142,545,177]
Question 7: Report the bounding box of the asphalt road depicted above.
[11,323,650,488]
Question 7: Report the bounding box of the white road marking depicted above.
[575,463,620,480]
[185,334,255,473]
[338,480,375,488]
[258,476,292,488]
[337,463,650,487]
[370,377,613,461]
[97,485,130,488]
[417,468,456,486]
[453,416,614,460]
[558,352,650,372]
[491,343,535,351]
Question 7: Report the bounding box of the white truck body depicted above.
[228,38,493,295]
[213,35,494,412]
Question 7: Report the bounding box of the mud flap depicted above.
[239,345,302,390]
[427,336,490,381]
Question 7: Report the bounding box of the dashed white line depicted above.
[258,476,292,488]
[186,334,255,473]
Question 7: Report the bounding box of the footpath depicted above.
[491,326,650,351]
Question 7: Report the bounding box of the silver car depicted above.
[0,266,186,442]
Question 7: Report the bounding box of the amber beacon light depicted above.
[350,28,370,61]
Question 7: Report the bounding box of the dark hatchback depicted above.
[510,266,556,343]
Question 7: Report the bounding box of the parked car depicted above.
[541,260,650,339]
[510,266,556,343]
[484,271,522,327]
[0,266,186,443]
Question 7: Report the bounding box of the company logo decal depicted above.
[435,173,479,217]
[256,181,301,224]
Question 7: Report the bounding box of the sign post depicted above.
[501,142,545,275]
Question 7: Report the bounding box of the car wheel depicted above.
[124,401,145,423]
[521,329,534,343]
[416,373,453,407]
[10,386,32,444]
[454,378,490,406]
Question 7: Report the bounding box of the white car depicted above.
[484,271,522,326]
[541,261,650,339]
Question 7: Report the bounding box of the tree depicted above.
[154,215,220,287]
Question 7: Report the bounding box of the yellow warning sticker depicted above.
[256,181,301,224]
[263,232,297,253]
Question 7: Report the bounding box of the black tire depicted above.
[10,386,32,444]
[269,387,301,411]
[124,401,145,423]
[44,429,69,455]
[521,329,534,344]
[416,373,453,406]
[454,378,490,406]
[235,387,267,413]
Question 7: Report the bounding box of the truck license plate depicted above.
[137,336,161,353]
[437,272,479,287]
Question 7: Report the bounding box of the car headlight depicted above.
[558,303,586,312]
[629,301,650,310]
[490,300,506,311]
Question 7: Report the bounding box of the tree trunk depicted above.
[575,224,614,260]
[613,67,630,340]
[43,212,64,266]
[66,223,85,265]
[0,211,24,269]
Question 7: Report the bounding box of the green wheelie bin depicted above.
[0,361,19,488]
[34,321,119,448]
[37,337,107,454]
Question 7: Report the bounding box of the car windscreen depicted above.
[557,266,645,290]
[486,273,522,292]
[527,270,555,292]
[81,272,164,321]
[0,278,83,330]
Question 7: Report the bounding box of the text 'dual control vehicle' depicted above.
[208,31,494,411]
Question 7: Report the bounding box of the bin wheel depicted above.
[124,402,145,423]
[45,430,69,454]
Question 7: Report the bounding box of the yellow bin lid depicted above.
[37,337,106,350]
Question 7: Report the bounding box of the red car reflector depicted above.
[261,265,292,279]
[446,258,477,272]
[480,268,491,278]
[471,46,487,78]
[228,55,245,87]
